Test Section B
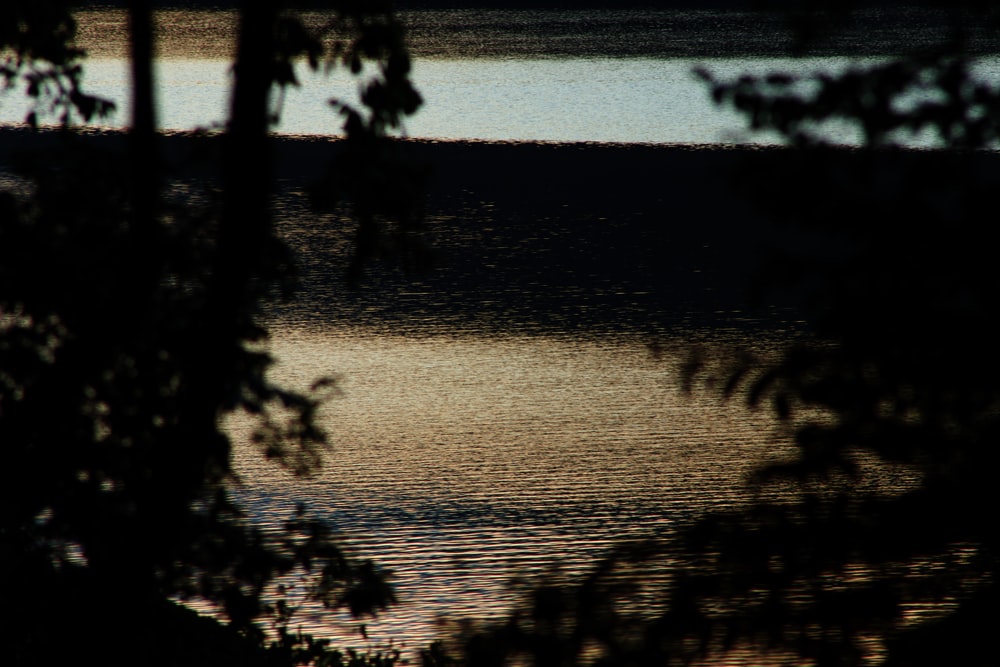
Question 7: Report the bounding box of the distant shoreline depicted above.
[0,122,971,191]
[0,123,780,177]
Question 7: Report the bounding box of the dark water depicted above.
[268,141,798,338]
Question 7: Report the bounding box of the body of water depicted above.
[222,326,793,651]
[0,7,941,658]
[201,138,807,653]
[4,8,989,145]
[3,56,756,144]
[4,52,776,143]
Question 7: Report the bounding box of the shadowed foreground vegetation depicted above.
[3,1,1000,667]
[422,3,1000,667]
[2,1,422,665]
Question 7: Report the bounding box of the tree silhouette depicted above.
[433,5,1000,667]
[1,2,421,665]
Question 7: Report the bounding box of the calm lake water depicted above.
[221,326,795,650]
[52,56,923,145]
[0,7,942,658]
[4,7,989,145]
[3,56,743,143]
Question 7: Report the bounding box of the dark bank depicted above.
[4,126,996,339]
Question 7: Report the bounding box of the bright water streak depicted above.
[0,55,937,145]
[1,56,754,143]
[7,54,999,144]
[224,327,794,652]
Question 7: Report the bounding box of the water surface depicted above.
[223,324,794,651]
[5,8,984,144]
[205,154,805,652]
[0,7,934,657]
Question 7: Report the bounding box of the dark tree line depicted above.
[1,2,421,665]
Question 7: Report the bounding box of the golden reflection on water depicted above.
[225,325,795,652]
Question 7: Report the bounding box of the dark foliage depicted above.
[0,1,115,127]
[431,4,1000,667]
[1,2,422,665]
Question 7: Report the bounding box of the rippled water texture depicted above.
[202,140,806,652]
[223,326,794,650]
